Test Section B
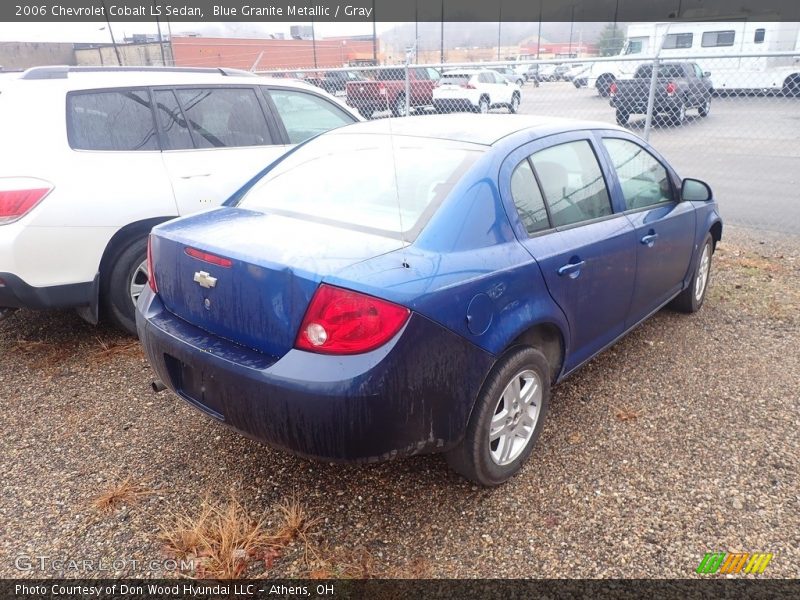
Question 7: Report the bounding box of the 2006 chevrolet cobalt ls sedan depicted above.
[137,115,722,486]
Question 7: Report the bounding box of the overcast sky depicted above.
[0,22,391,43]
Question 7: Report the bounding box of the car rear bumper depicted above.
[0,271,96,309]
[136,288,495,463]
[433,99,476,112]
[611,96,683,113]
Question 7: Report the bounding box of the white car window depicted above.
[267,88,356,144]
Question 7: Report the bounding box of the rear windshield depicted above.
[239,134,484,239]
[441,74,471,85]
[636,64,686,79]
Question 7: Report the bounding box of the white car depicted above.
[0,66,361,334]
[433,69,521,114]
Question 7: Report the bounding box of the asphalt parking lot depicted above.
[517,82,800,234]
[1,226,798,578]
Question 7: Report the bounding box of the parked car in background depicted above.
[433,69,521,113]
[491,67,526,87]
[610,62,713,125]
[345,66,441,118]
[563,64,589,86]
[138,114,722,486]
[0,66,360,334]
[552,64,572,81]
[306,69,365,97]
[536,64,559,82]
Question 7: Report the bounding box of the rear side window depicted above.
[511,160,550,235]
[174,88,272,148]
[267,89,355,144]
[663,33,694,49]
[530,140,612,228]
[441,74,470,85]
[153,89,193,150]
[754,28,765,43]
[67,90,158,151]
[603,138,672,210]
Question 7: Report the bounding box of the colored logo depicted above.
[696,552,773,575]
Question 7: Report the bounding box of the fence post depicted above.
[642,58,660,142]
[404,62,411,117]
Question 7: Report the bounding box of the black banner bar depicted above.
[3,0,800,23]
[3,579,800,600]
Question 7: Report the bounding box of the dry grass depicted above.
[93,476,153,512]
[88,336,143,365]
[160,495,317,579]
[8,338,73,369]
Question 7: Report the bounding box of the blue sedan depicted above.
[137,115,722,486]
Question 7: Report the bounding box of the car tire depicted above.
[361,108,375,120]
[671,102,687,125]
[509,93,520,114]
[477,96,490,114]
[615,109,629,126]
[445,346,550,486]
[391,94,408,117]
[698,98,711,117]
[596,74,614,97]
[102,236,149,336]
[516,78,524,87]
[671,233,714,314]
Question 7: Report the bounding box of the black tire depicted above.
[445,346,550,486]
[671,233,714,314]
[102,236,149,336]
[596,74,614,97]
[509,93,520,114]
[670,101,687,125]
[516,78,524,87]
[615,109,629,126]
[476,96,490,114]
[782,74,800,97]
[698,97,711,117]
[361,108,375,120]
[391,94,407,117]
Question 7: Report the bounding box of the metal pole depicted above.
[154,4,166,66]
[165,18,174,65]
[536,5,542,59]
[404,62,410,117]
[311,19,317,69]
[372,0,377,63]
[99,0,122,66]
[440,0,444,63]
[497,1,502,61]
[414,0,418,63]
[568,6,574,57]
[643,59,660,141]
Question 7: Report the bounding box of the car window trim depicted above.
[66,86,161,153]
[151,87,196,150]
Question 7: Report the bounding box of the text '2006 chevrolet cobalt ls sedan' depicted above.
[137,115,722,486]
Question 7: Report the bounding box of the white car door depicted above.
[155,86,288,216]
[492,71,514,103]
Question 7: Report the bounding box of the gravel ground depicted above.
[0,225,798,579]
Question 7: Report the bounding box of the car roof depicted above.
[442,69,484,75]
[1,65,326,93]
[329,114,623,146]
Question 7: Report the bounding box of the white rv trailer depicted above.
[586,22,800,96]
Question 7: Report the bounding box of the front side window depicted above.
[174,87,271,148]
[426,67,441,81]
[530,140,612,228]
[625,38,646,55]
[67,89,158,151]
[510,159,550,235]
[267,89,355,144]
[702,30,735,47]
[603,138,672,210]
[754,28,765,43]
[663,33,694,49]
[239,135,484,238]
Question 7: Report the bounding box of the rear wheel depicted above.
[445,346,550,486]
[615,109,630,126]
[392,94,408,117]
[509,93,520,114]
[670,102,687,125]
[102,236,148,336]
[596,74,615,97]
[782,74,800,97]
[477,96,490,114]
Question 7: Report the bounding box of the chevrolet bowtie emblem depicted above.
[193,271,217,289]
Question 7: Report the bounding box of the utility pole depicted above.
[372,0,377,63]
[497,1,502,61]
[440,0,444,63]
[568,6,575,57]
[536,4,542,59]
[311,19,317,68]
[99,0,122,66]
[153,0,166,66]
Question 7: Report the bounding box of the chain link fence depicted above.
[260,52,800,232]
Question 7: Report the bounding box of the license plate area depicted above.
[164,354,225,420]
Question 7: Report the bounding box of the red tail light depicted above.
[185,247,233,268]
[147,235,158,293]
[378,86,386,95]
[464,83,477,89]
[0,178,53,225]
[609,82,618,96]
[295,284,410,355]
[666,81,677,95]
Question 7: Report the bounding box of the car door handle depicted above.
[557,260,586,277]
[179,172,211,179]
[641,233,659,246]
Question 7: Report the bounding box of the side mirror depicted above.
[703,71,711,78]
[681,178,712,202]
